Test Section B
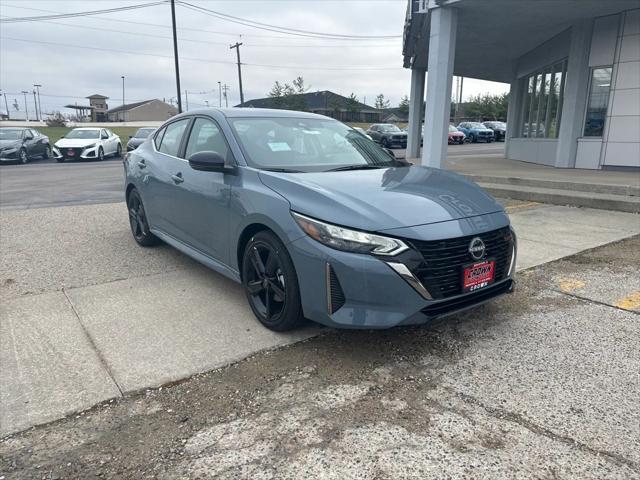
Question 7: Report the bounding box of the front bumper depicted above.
[288,215,516,329]
[0,149,19,162]
[53,145,99,160]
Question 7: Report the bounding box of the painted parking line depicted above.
[615,291,640,311]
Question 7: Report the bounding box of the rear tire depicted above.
[127,189,160,247]
[242,231,303,331]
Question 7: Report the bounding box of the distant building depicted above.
[107,99,178,122]
[86,94,109,122]
[381,108,409,123]
[237,91,382,123]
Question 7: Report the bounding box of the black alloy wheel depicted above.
[98,147,105,161]
[381,137,389,148]
[242,231,303,331]
[19,148,28,164]
[127,189,160,247]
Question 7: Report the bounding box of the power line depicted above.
[0,17,399,48]
[1,36,402,70]
[0,3,400,42]
[0,1,168,23]
[177,1,402,39]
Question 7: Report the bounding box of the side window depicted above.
[154,126,167,150]
[184,117,230,161]
[158,119,190,157]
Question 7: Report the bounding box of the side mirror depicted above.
[128,135,133,139]
[188,150,229,172]
[24,135,33,141]
[101,135,109,140]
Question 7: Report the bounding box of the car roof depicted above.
[70,127,101,130]
[181,107,331,120]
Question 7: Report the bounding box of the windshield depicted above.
[379,124,401,132]
[229,117,403,173]
[468,122,485,128]
[448,125,460,133]
[65,129,100,139]
[134,128,155,138]
[0,129,22,140]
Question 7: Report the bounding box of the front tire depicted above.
[242,231,303,331]
[43,145,52,159]
[115,143,122,158]
[127,189,160,247]
[98,147,105,161]
[19,148,28,164]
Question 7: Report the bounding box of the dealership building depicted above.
[403,0,640,171]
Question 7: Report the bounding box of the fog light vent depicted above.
[326,263,346,314]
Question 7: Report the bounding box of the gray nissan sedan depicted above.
[124,109,516,331]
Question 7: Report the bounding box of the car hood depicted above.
[383,131,407,136]
[449,131,464,136]
[259,166,503,232]
[0,140,21,149]
[55,138,99,148]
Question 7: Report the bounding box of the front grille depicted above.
[392,135,406,141]
[421,280,513,317]
[407,227,514,300]
[62,147,84,158]
[326,264,345,314]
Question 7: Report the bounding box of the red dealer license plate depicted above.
[462,260,495,293]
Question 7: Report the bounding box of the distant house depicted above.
[107,99,178,122]
[381,108,409,123]
[237,91,382,123]
[86,94,109,122]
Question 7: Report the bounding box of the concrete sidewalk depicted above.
[1,201,639,436]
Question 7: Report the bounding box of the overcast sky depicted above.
[0,0,509,117]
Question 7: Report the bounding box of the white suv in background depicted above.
[53,128,121,162]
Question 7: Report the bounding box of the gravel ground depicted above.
[1,236,638,480]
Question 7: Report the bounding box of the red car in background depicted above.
[448,125,466,144]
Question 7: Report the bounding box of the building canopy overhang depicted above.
[403,0,636,82]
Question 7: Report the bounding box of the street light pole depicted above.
[1,91,10,120]
[34,84,42,121]
[21,91,29,121]
[218,81,222,107]
[32,90,39,122]
[121,76,125,122]
[170,0,182,113]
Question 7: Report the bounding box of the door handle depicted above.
[171,172,184,184]
[137,159,146,169]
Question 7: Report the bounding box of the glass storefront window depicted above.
[583,67,612,137]
[518,60,567,138]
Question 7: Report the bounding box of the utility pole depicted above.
[32,90,39,122]
[2,92,10,120]
[21,91,29,121]
[170,0,182,113]
[218,81,222,107]
[185,90,189,111]
[34,84,42,121]
[222,84,230,108]
[230,42,244,105]
[121,76,125,122]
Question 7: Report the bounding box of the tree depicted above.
[292,76,309,94]
[465,92,509,120]
[268,81,285,98]
[345,93,360,121]
[398,95,410,115]
[267,77,308,111]
[375,93,390,109]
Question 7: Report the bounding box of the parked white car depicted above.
[53,128,121,162]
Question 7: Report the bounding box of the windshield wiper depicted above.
[326,165,387,172]
[260,167,303,173]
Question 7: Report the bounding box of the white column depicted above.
[504,76,520,159]
[555,20,593,168]
[407,68,426,160]
[421,6,458,169]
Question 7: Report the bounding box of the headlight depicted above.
[84,143,97,149]
[292,212,408,256]
[1,147,17,153]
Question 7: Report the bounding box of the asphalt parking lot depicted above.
[1,236,639,479]
[1,140,639,478]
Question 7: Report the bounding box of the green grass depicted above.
[32,126,139,144]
